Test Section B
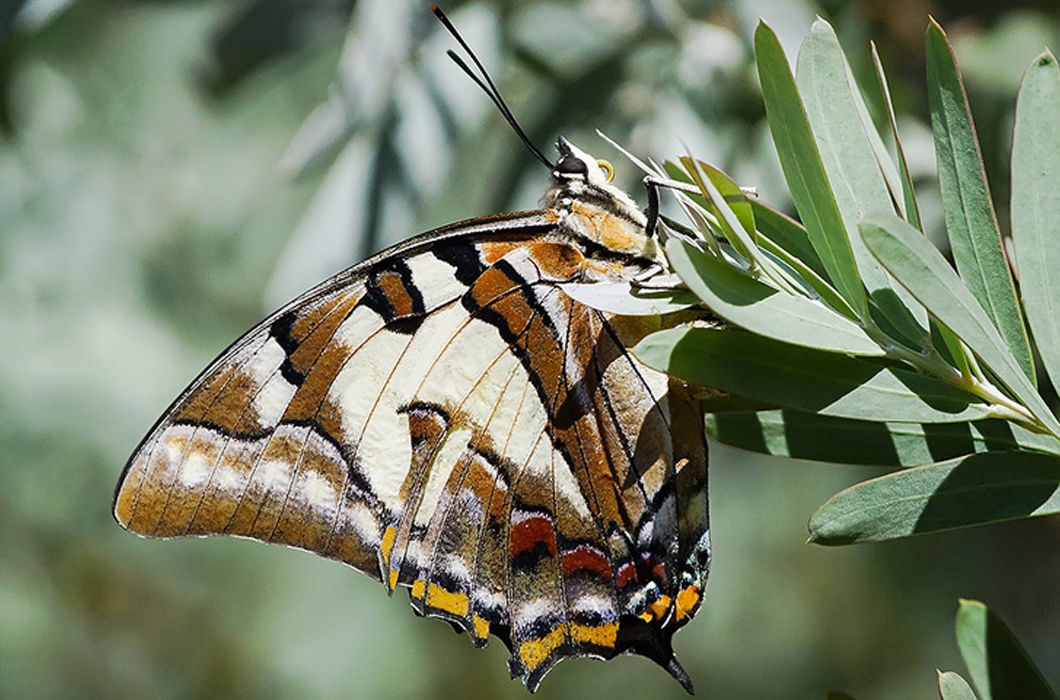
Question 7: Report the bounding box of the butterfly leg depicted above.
[642,175,662,239]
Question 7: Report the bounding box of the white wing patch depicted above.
[414,425,473,527]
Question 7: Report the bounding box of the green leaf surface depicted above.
[926,20,1034,383]
[797,19,928,343]
[701,160,757,240]
[680,156,760,263]
[755,21,867,315]
[755,230,857,321]
[706,410,1060,467]
[1011,51,1060,400]
[746,201,856,318]
[871,41,923,230]
[956,599,1058,700]
[871,37,967,371]
[559,281,697,316]
[635,327,991,423]
[808,452,1060,544]
[938,670,979,700]
[750,200,826,277]
[665,238,883,355]
[860,213,1060,435]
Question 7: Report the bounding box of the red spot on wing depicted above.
[561,545,612,580]
[652,561,667,581]
[510,515,557,557]
[616,562,637,588]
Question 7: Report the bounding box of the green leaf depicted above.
[559,281,697,316]
[634,327,991,423]
[808,452,1060,544]
[956,599,1058,700]
[870,38,969,373]
[750,200,827,275]
[701,160,757,241]
[745,201,856,319]
[797,19,929,345]
[706,410,1060,467]
[859,213,1060,436]
[1011,51,1060,400]
[938,670,979,700]
[755,21,867,316]
[665,238,883,355]
[870,41,923,230]
[679,156,760,263]
[926,20,1034,383]
[755,230,858,321]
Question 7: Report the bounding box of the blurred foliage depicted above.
[1,0,1059,699]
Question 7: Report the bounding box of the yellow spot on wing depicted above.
[649,594,671,621]
[411,578,426,599]
[381,525,396,562]
[675,585,701,622]
[570,622,618,648]
[519,626,567,671]
[426,583,469,617]
[472,615,490,640]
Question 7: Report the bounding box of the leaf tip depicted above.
[1034,50,1056,68]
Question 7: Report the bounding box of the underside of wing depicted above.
[114,211,709,692]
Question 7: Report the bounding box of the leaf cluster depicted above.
[615,20,1060,695]
[630,18,1060,551]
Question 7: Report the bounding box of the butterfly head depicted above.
[547,137,656,262]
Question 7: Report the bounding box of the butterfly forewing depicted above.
[116,174,709,691]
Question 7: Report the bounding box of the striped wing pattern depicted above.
[114,210,709,691]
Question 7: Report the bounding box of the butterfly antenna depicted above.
[431,5,552,170]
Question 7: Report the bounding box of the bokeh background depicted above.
[3,0,1060,698]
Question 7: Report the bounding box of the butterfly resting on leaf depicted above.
[113,8,711,693]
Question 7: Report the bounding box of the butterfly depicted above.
[113,7,710,693]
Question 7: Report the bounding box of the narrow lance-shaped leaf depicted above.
[926,20,1034,383]
[665,238,883,356]
[750,200,826,277]
[706,410,1060,467]
[797,19,928,345]
[938,671,978,700]
[860,213,1060,436]
[809,451,1060,544]
[870,39,971,375]
[697,159,757,240]
[746,201,857,317]
[1011,51,1060,400]
[871,41,923,230]
[560,281,697,316]
[755,21,867,316]
[756,230,858,320]
[679,157,760,263]
[634,327,992,423]
[956,599,1058,700]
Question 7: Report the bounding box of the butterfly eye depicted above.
[554,155,589,177]
[596,159,615,182]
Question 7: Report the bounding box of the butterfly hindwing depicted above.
[116,206,709,690]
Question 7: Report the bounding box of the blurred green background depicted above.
[3,0,1059,698]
